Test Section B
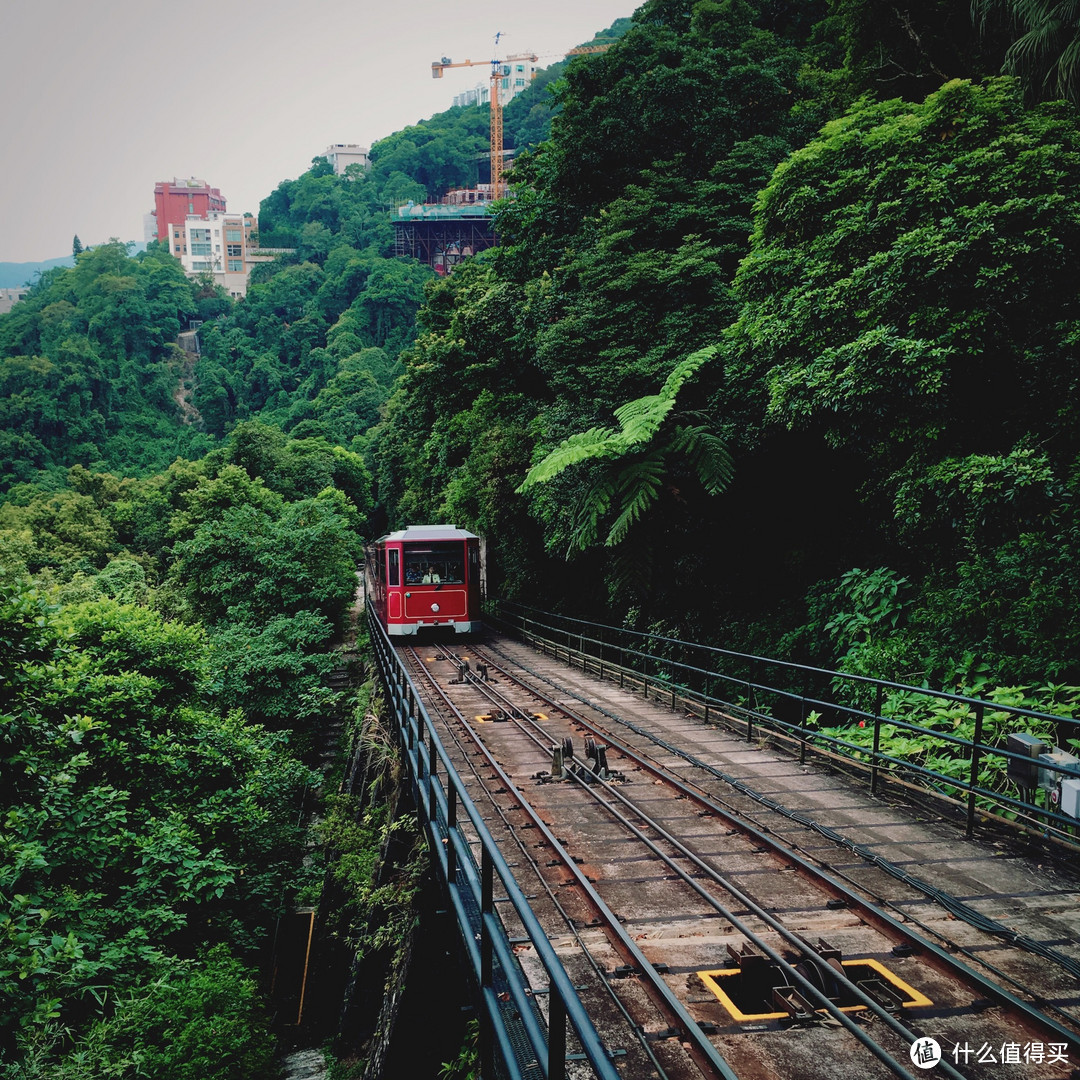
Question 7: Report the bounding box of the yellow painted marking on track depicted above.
[474,715,493,724]
[697,958,931,1022]
[533,713,549,722]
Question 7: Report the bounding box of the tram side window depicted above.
[388,549,400,586]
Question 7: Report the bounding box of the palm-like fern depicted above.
[972,0,1080,103]
[518,345,732,552]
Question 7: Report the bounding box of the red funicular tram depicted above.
[366,524,482,636]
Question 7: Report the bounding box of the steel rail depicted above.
[409,646,741,1079]
[368,611,621,1080]
[467,641,1080,1051]
[449,654,956,1080]
[491,603,1080,846]
[482,635,1080,1002]
[402,646,678,1080]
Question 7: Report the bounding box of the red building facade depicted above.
[152,178,226,242]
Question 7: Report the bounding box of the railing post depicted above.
[870,683,884,795]
[479,1010,494,1080]
[481,847,494,981]
[966,703,985,839]
[799,695,808,765]
[745,672,754,743]
[479,846,495,1079]
[548,990,566,1080]
[428,726,438,813]
[446,785,457,882]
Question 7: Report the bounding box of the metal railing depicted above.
[490,600,1080,851]
[367,608,621,1080]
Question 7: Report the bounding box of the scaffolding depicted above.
[392,209,496,273]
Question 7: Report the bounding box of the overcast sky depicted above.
[0,0,636,263]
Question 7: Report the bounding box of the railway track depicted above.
[397,631,1080,1080]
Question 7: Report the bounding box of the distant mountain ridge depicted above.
[0,256,75,289]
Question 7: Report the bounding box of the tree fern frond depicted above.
[606,455,666,546]
[567,478,617,554]
[658,344,720,398]
[610,394,672,448]
[520,345,720,494]
[1055,31,1080,95]
[517,426,617,491]
[611,345,719,445]
[668,425,735,495]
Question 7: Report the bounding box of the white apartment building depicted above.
[501,53,539,103]
[324,143,370,174]
[169,211,256,298]
[451,53,539,109]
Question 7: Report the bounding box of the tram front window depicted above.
[404,542,464,584]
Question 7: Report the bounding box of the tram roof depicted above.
[378,524,478,543]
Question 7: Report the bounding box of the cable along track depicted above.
[400,636,1080,1080]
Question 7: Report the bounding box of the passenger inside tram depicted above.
[404,547,464,585]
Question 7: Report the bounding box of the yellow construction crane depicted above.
[431,39,612,200]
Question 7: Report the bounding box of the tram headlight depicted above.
[431,603,440,613]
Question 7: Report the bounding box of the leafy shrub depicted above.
[5,947,279,1080]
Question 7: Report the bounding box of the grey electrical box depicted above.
[1038,749,1080,792]
[1060,778,1080,819]
[1006,733,1046,786]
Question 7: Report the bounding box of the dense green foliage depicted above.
[0,244,211,488]
[0,419,365,1069]
[7,947,278,1080]
[0,583,313,1058]
[373,0,1080,691]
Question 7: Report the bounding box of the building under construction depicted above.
[392,193,497,274]
[395,39,611,274]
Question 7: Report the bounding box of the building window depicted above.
[190,228,210,241]
[191,260,213,271]
[190,242,212,256]
[228,259,243,272]
[227,244,242,257]
[226,229,242,242]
